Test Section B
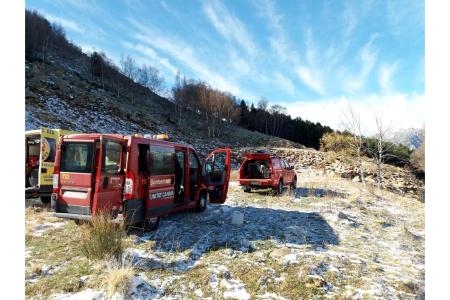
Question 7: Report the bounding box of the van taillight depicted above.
[53,174,59,193]
[124,171,135,200]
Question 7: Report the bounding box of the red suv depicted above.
[238,151,297,194]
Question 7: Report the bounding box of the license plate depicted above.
[64,191,87,199]
[251,181,260,185]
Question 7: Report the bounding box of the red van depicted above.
[238,151,297,194]
[51,133,231,230]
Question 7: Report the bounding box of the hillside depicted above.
[25,56,303,156]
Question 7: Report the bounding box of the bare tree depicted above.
[341,105,366,184]
[258,97,269,134]
[370,113,391,187]
[120,55,138,104]
[138,64,165,94]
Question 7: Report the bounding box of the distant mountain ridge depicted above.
[389,128,424,150]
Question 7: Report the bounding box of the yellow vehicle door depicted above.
[39,128,59,186]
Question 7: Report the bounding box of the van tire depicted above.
[243,186,251,193]
[291,177,297,190]
[196,192,207,212]
[144,216,160,231]
[276,179,284,195]
[40,196,51,204]
[74,219,87,226]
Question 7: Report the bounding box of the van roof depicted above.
[62,133,195,149]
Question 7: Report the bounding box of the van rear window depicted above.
[60,142,94,173]
[150,145,175,176]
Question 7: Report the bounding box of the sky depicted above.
[26,0,424,134]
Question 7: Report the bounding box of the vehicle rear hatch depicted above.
[56,140,97,215]
[241,153,272,179]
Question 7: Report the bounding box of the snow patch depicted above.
[32,221,67,237]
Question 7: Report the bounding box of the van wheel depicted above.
[74,219,87,226]
[291,177,297,190]
[243,186,251,193]
[276,179,284,195]
[40,196,51,204]
[196,192,207,212]
[144,217,160,231]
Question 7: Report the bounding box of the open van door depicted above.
[92,136,126,216]
[202,148,231,204]
[39,128,59,188]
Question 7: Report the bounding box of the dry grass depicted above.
[229,170,239,181]
[80,213,125,260]
[102,260,135,299]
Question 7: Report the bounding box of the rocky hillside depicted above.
[236,147,425,201]
[25,56,303,157]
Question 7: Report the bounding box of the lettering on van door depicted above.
[150,190,174,200]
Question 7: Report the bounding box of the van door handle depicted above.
[103,177,109,188]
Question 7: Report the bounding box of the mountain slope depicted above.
[25,56,304,156]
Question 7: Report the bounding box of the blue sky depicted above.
[26,0,424,132]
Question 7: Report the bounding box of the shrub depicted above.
[319,132,356,156]
[103,260,134,299]
[80,213,124,260]
[364,138,411,167]
[410,141,425,174]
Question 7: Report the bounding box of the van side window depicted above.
[102,141,121,174]
[272,158,280,169]
[284,160,290,169]
[189,151,199,170]
[150,146,175,176]
[138,144,149,174]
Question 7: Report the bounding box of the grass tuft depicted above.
[103,260,135,299]
[80,213,124,260]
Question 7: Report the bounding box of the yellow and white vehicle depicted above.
[25,127,79,203]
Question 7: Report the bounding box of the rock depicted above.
[269,247,291,260]
[305,275,326,288]
[231,212,244,225]
[352,176,360,182]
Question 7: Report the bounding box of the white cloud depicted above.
[129,20,242,95]
[379,62,398,93]
[274,73,295,95]
[295,66,325,96]
[123,42,178,76]
[344,34,379,93]
[41,12,84,34]
[203,0,256,55]
[284,93,424,135]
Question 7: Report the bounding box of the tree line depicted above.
[26,9,165,107]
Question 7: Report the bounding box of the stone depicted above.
[231,211,244,225]
[269,247,291,260]
[305,275,326,288]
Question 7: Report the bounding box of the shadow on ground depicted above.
[294,187,348,198]
[127,204,339,269]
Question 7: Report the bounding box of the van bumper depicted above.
[52,212,124,224]
[238,179,273,188]
[25,185,52,199]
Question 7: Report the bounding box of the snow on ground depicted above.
[28,221,67,237]
[26,168,424,299]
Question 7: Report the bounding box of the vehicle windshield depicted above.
[60,142,94,173]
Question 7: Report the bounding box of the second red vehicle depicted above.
[238,150,297,194]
